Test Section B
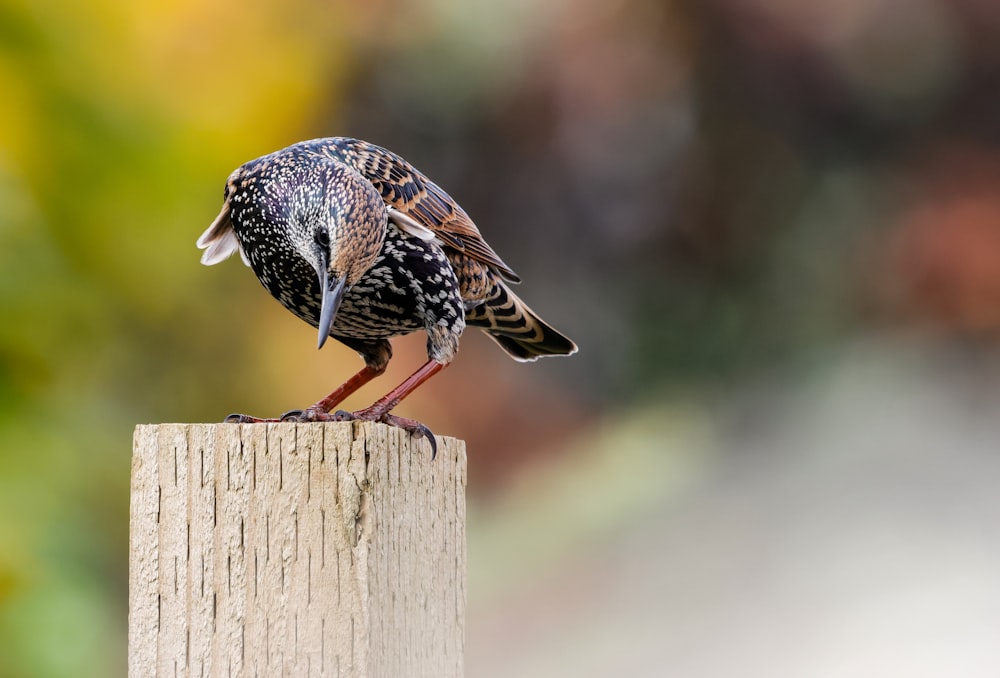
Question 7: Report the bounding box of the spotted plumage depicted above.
[198,137,577,451]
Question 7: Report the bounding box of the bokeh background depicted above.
[3,0,1000,675]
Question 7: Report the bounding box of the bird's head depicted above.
[281,162,387,349]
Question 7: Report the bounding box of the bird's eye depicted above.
[315,229,330,248]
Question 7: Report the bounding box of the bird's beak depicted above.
[317,264,347,349]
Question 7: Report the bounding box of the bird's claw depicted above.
[279,407,336,422]
[384,414,438,460]
[332,410,437,459]
[225,413,274,423]
[224,409,333,423]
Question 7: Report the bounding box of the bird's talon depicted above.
[332,410,355,422]
[424,432,439,460]
[382,414,438,459]
[225,413,257,423]
[279,409,304,421]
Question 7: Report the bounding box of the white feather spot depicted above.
[387,206,438,242]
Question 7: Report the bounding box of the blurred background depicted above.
[3,0,1000,675]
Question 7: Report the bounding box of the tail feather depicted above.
[466,281,577,361]
[197,169,250,267]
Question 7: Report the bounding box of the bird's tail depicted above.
[466,281,578,361]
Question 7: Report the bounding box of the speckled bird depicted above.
[197,138,577,454]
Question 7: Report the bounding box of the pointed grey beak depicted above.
[317,264,347,349]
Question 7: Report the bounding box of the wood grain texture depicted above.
[129,422,466,678]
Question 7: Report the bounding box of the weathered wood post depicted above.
[128,421,467,677]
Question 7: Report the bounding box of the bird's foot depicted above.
[224,413,281,423]
[332,409,438,459]
[224,407,334,423]
[278,407,336,422]
[226,408,436,457]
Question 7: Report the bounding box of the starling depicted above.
[197,137,577,455]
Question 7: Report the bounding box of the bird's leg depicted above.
[278,364,383,421]
[337,359,445,420]
[333,359,446,458]
[224,364,383,424]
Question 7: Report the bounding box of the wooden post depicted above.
[129,422,467,678]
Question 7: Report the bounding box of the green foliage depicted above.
[0,1,350,673]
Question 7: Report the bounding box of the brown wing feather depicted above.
[307,137,521,283]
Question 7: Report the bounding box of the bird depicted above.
[197,137,577,456]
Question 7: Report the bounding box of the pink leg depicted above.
[350,360,444,419]
[334,360,447,457]
[224,364,382,423]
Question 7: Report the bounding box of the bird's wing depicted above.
[311,138,521,283]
